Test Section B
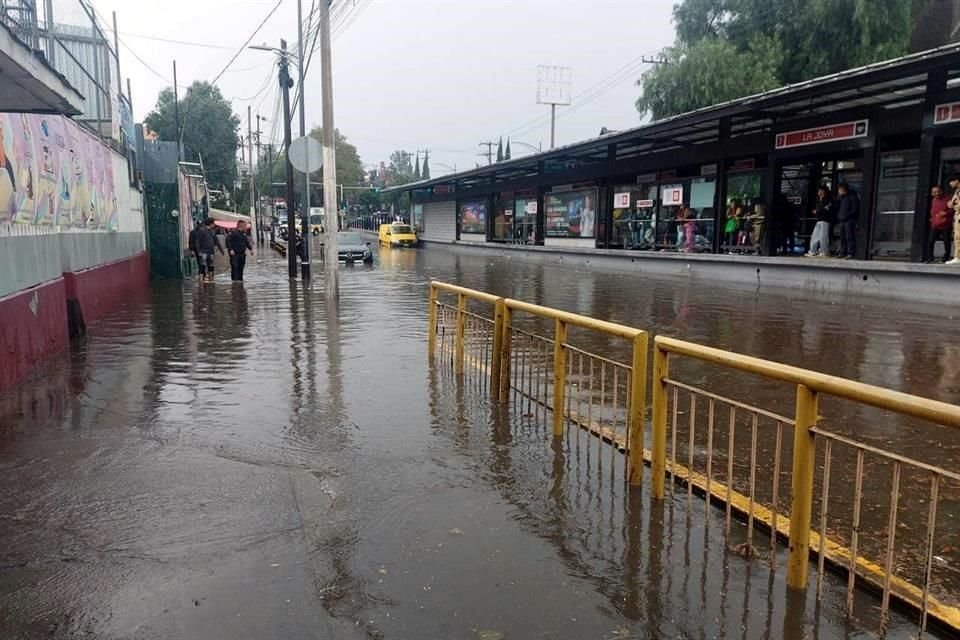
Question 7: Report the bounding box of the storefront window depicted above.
[872,150,918,260]
[545,189,597,238]
[460,200,487,235]
[491,193,512,242]
[611,184,657,250]
[723,171,763,253]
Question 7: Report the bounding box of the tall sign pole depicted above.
[296,0,311,279]
[279,40,298,280]
[536,65,572,149]
[320,0,338,299]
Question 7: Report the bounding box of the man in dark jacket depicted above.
[226,220,254,281]
[835,182,860,259]
[187,222,202,277]
[195,218,225,282]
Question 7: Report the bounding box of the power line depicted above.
[117,31,236,50]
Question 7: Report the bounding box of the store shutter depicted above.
[422,201,456,242]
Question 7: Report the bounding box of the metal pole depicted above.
[247,105,257,243]
[44,0,55,66]
[92,14,103,140]
[550,104,556,149]
[173,61,183,161]
[297,0,311,280]
[112,11,121,95]
[279,40,297,280]
[320,0,338,298]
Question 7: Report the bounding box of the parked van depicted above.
[379,222,418,248]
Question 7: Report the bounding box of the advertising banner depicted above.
[0,113,117,230]
[774,120,868,150]
[460,201,486,234]
[545,188,597,238]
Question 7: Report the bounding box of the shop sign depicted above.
[505,209,514,217]
[934,102,960,125]
[662,187,683,206]
[613,192,631,208]
[636,199,655,208]
[700,163,718,177]
[524,201,538,214]
[434,184,454,195]
[729,158,756,172]
[636,172,657,183]
[658,169,678,180]
[775,120,868,149]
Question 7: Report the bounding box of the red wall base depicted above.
[0,277,70,394]
[63,251,150,327]
[1,251,149,396]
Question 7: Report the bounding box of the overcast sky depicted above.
[90,0,676,174]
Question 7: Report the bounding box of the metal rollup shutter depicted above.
[422,201,456,242]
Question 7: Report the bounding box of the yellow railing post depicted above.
[650,342,669,499]
[552,318,568,437]
[498,304,512,401]
[455,293,466,375]
[627,332,648,486]
[427,283,438,359]
[491,298,505,396]
[788,383,819,590]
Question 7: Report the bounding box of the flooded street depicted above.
[0,243,957,639]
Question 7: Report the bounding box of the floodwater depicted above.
[0,242,956,639]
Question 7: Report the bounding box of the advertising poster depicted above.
[0,112,117,230]
[545,189,596,238]
[460,201,486,233]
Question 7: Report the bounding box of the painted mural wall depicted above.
[0,113,118,231]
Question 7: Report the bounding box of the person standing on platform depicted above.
[835,182,860,260]
[196,218,224,282]
[926,184,952,263]
[807,185,833,257]
[948,175,960,265]
[227,220,254,281]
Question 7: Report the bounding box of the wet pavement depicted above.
[0,242,957,639]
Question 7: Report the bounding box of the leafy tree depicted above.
[637,0,916,119]
[308,126,364,187]
[388,150,414,185]
[145,81,240,189]
[421,151,431,180]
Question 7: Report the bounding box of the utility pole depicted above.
[172,60,183,161]
[254,114,265,244]
[550,104,556,149]
[320,0,338,298]
[247,105,257,244]
[296,0,311,280]
[478,141,496,165]
[279,39,297,280]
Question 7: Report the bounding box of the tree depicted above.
[496,136,504,162]
[387,150,414,185]
[421,150,431,180]
[505,138,511,160]
[145,81,240,189]
[637,0,915,120]
[308,126,364,188]
[414,152,421,180]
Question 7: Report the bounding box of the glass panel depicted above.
[777,165,809,255]
[654,178,715,252]
[723,171,763,254]
[513,198,537,244]
[872,150,918,260]
[611,184,657,250]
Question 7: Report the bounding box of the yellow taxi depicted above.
[379,222,418,248]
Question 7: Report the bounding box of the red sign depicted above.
[775,120,868,150]
[934,103,960,125]
[729,158,756,172]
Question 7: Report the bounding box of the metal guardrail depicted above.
[428,281,649,484]
[427,280,960,637]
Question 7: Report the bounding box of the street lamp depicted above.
[511,140,542,155]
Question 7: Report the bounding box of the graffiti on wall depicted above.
[0,113,118,231]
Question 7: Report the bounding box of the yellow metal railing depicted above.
[427,281,960,636]
[653,335,960,635]
[429,281,649,484]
